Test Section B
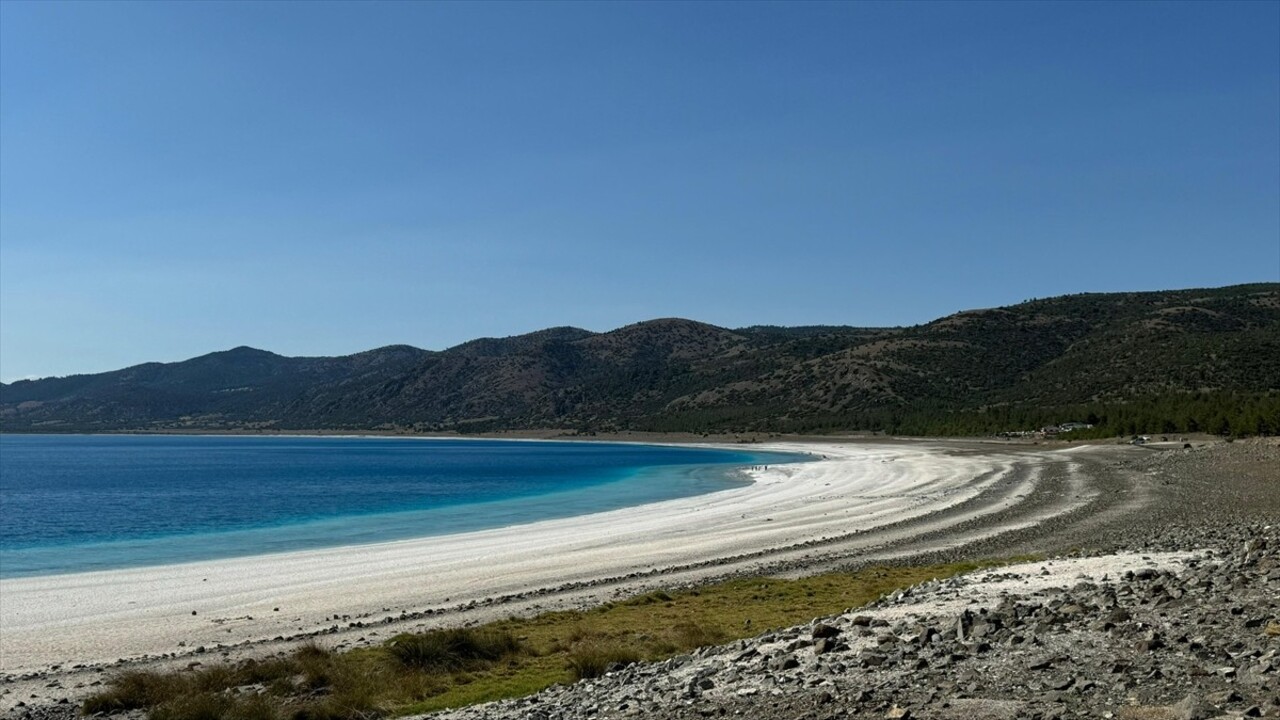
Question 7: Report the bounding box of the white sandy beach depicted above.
[0,442,1034,674]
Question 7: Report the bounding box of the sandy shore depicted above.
[4,437,1276,719]
[0,441,1037,675]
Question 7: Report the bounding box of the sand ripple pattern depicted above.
[0,441,1117,674]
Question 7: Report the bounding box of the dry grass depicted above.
[566,640,642,680]
[386,629,520,672]
[83,559,1017,719]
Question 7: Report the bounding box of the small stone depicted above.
[1029,657,1054,670]
[812,623,841,639]
[1173,693,1219,720]
[814,637,842,655]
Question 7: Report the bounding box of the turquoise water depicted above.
[0,435,804,577]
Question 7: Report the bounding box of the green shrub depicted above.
[150,691,234,720]
[567,642,641,680]
[386,628,520,672]
[238,656,298,685]
[671,621,725,650]
[82,670,184,713]
[222,694,280,720]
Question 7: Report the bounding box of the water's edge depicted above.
[0,435,807,578]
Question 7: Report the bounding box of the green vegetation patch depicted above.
[82,560,1014,719]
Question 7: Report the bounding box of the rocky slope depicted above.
[424,524,1279,720]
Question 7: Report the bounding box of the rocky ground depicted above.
[418,439,1280,720]
[5,438,1278,720]
[425,523,1279,720]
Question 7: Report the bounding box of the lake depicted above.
[0,434,803,577]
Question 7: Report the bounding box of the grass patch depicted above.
[82,670,187,714]
[387,628,520,672]
[566,638,643,680]
[83,559,1019,719]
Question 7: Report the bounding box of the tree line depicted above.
[636,391,1280,439]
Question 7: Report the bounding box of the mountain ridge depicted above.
[3,283,1277,436]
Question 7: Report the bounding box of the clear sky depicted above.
[2,1,1277,381]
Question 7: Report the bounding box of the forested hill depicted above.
[3,284,1278,437]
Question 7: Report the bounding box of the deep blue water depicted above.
[0,435,803,578]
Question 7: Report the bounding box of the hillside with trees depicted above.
[3,284,1277,438]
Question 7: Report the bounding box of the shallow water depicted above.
[0,435,803,577]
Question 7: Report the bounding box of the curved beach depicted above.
[0,440,1067,675]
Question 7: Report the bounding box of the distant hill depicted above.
[3,284,1278,437]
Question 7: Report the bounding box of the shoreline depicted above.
[0,440,1019,675]
[6,437,1275,717]
[1,437,808,580]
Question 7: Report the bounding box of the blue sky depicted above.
[2,1,1277,381]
